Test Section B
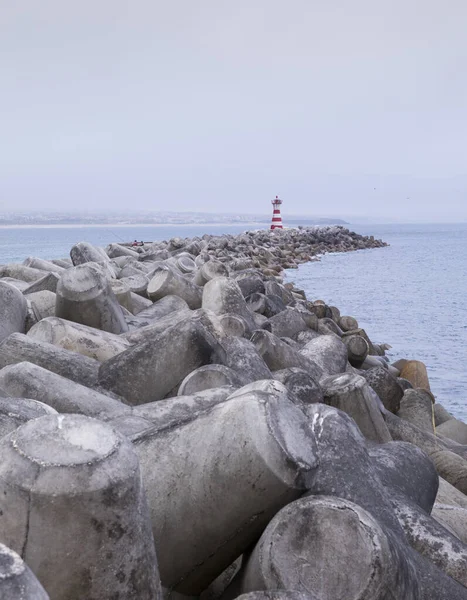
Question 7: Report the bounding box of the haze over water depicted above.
[0,221,465,419]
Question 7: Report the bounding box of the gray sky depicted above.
[1,0,467,221]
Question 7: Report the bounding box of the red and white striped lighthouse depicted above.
[270,196,283,230]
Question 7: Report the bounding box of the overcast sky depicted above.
[1,1,466,221]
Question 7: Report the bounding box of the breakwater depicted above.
[1,226,467,599]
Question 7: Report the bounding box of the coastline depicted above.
[1,225,467,596]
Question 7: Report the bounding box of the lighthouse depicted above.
[270,196,283,230]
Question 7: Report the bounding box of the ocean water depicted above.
[286,223,467,420]
[0,221,465,419]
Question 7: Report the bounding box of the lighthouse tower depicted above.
[270,196,283,230]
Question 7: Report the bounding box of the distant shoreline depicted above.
[0,222,266,230]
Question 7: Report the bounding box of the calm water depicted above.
[286,223,467,420]
[0,222,465,419]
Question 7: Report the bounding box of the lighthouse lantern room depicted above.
[270,196,283,230]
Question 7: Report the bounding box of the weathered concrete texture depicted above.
[106,242,140,259]
[109,278,133,311]
[0,281,28,342]
[23,256,65,274]
[273,367,323,405]
[0,414,161,599]
[28,316,131,361]
[218,314,247,337]
[299,334,348,378]
[129,386,235,430]
[202,277,256,333]
[0,264,48,283]
[250,329,322,381]
[369,442,438,512]
[0,396,57,439]
[262,309,308,339]
[434,403,455,426]
[22,271,61,294]
[120,274,150,299]
[194,260,229,286]
[70,241,110,265]
[304,404,467,598]
[432,504,467,543]
[437,418,467,445]
[148,266,202,309]
[400,360,432,393]
[0,362,130,420]
[397,388,435,432]
[321,373,392,443]
[178,365,244,396]
[235,592,320,600]
[0,542,50,599]
[56,264,128,334]
[343,333,369,367]
[126,295,189,329]
[0,277,30,292]
[26,290,56,321]
[360,366,404,413]
[236,495,417,600]
[99,319,220,404]
[436,477,467,510]
[213,336,272,384]
[130,291,153,314]
[132,392,318,595]
[0,332,100,387]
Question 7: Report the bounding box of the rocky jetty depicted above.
[0,225,466,599]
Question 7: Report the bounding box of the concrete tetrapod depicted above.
[302,403,467,599]
[27,316,131,361]
[177,364,244,396]
[56,264,128,334]
[262,309,308,339]
[370,442,467,588]
[434,403,455,426]
[147,266,202,309]
[236,496,417,600]
[23,256,65,274]
[273,367,324,405]
[22,272,61,295]
[126,295,189,329]
[99,318,221,404]
[432,504,467,544]
[360,366,404,413]
[70,241,110,265]
[0,396,57,439]
[397,388,435,432]
[250,329,323,381]
[321,373,392,443]
[0,264,48,283]
[0,543,49,599]
[299,334,348,378]
[131,390,318,595]
[0,414,161,600]
[437,418,467,445]
[0,281,28,342]
[0,362,130,421]
[400,360,431,393]
[212,336,272,384]
[193,260,229,286]
[202,277,256,333]
[0,332,100,388]
[342,333,369,367]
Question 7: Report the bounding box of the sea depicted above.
[0,221,466,420]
